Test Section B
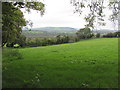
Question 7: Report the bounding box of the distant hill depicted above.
[23,27,117,34]
[22,27,78,38]
[23,27,78,32]
[92,29,117,34]
[22,27,118,38]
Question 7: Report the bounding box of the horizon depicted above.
[22,26,118,31]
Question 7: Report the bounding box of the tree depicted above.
[96,33,101,38]
[2,2,45,46]
[109,1,119,31]
[15,35,26,47]
[71,0,119,29]
[63,35,70,43]
[56,35,62,44]
[76,28,93,39]
[2,2,26,46]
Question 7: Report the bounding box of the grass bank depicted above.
[3,38,118,88]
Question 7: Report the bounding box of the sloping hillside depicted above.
[3,38,118,88]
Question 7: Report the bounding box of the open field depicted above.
[3,38,118,88]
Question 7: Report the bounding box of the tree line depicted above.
[5,27,120,48]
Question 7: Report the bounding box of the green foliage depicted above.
[71,0,118,28]
[109,1,118,22]
[56,35,62,44]
[96,33,101,38]
[76,28,94,39]
[2,2,26,46]
[102,31,120,38]
[4,35,26,48]
[15,35,26,47]
[26,35,70,47]
[56,35,69,44]
[2,2,45,46]
[13,2,45,15]
[3,38,118,88]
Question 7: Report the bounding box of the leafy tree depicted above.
[2,2,45,46]
[56,35,62,44]
[71,0,119,29]
[56,35,70,44]
[76,28,93,39]
[2,2,26,46]
[96,33,101,38]
[115,31,120,37]
[15,35,26,47]
[103,31,120,38]
[109,1,119,31]
[63,35,70,43]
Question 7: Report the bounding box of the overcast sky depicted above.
[21,0,118,30]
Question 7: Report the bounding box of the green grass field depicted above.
[3,38,118,88]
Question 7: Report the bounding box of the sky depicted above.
[21,0,118,30]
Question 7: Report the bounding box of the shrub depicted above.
[16,35,26,47]
[114,31,120,37]
[96,33,101,38]
[102,32,120,38]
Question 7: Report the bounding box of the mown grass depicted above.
[2,38,118,88]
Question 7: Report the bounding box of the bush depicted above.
[96,33,101,38]
[25,35,71,47]
[102,31,120,38]
[16,35,26,47]
[114,31,120,37]
[56,35,70,44]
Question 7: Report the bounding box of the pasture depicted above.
[2,38,118,88]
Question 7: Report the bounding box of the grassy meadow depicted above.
[3,38,118,88]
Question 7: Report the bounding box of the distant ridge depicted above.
[22,27,78,31]
[22,27,117,34]
[92,29,117,34]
